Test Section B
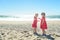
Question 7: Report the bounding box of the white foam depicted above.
[0,14,60,21]
[0,18,60,21]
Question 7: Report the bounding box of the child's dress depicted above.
[40,17,47,30]
[32,16,37,28]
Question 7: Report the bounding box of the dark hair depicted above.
[35,13,38,16]
[41,12,45,16]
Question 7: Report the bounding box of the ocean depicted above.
[0,15,60,21]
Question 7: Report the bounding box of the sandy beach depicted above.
[0,21,60,40]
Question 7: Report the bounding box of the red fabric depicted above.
[32,16,37,28]
[40,17,47,30]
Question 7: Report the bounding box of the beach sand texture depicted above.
[0,21,60,40]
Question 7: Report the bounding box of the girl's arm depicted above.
[41,19,44,25]
[37,18,41,22]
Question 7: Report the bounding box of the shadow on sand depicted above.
[46,34,54,40]
[34,33,55,40]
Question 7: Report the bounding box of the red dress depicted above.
[40,17,47,30]
[32,16,37,28]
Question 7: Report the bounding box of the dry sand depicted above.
[0,21,60,40]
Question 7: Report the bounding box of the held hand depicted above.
[37,18,40,22]
[38,18,40,19]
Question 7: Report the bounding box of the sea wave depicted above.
[0,15,60,21]
[47,15,60,18]
[0,15,19,18]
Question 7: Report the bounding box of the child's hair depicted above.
[35,13,38,16]
[41,12,45,16]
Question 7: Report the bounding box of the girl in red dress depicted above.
[32,13,38,34]
[40,12,47,36]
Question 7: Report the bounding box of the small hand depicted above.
[38,18,40,19]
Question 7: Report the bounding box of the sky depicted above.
[0,0,60,16]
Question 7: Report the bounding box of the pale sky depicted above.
[0,0,60,16]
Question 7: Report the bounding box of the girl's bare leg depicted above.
[42,29,46,36]
[33,28,37,33]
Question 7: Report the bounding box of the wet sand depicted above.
[0,21,60,40]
